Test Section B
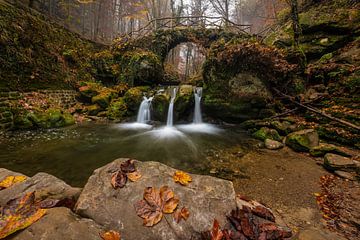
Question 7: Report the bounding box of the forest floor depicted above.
[207,145,360,240]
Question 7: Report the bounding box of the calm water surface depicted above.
[0,123,252,186]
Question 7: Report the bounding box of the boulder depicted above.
[253,127,282,142]
[0,172,81,206]
[91,89,116,109]
[78,82,101,102]
[310,143,351,157]
[0,168,26,180]
[285,129,319,152]
[123,87,150,113]
[84,104,102,116]
[264,139,284,150]
[270,120,298,135]
[75,158,236,240]
[323,153,357,172]
[8,207,104,240]
[106,98,127,120]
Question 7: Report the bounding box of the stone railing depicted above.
[0,90,77,130]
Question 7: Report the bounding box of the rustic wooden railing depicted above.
[120,16,252,39]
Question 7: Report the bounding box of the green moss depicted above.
[123,86,150,113]
[152,94,168,122]
[252,127,282,141]
[106,98,127,120]
[319,53,333,62]
[91,89,116,109]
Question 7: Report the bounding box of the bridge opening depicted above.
[164,42,206,83]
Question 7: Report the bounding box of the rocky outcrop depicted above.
[75,158,237,240]
[7,207,104,240]
[0,170,81,206]
[285,129,319,152]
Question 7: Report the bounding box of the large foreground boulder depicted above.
[8,207,104,240]
[75,158,237,240]
[285,129,319,152]
[0,170,81,205]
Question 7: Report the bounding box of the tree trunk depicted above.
[289,0,300,48]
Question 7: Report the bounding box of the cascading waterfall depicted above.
[136,96,153,124]
[193,87,203,124]
[166,87,177,127]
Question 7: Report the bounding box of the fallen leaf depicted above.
[120,159,136,173]
[134,186,179,227]
[211,219,224,240]
[127,171,142,182]
[0,192,47,239]
[0,176,27,190]
[100,230,121,240]
[173,171,192,186]
[173,207,190,223]
[111,171,127,189]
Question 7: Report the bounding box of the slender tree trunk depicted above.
[289,0,300,48]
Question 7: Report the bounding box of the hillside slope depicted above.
[0,0,101,91]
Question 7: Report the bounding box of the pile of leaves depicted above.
[316,175,360,240]
[134,186,189,227]
[202,198,292,240]
[110,159,142,189]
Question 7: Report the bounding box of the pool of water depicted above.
[0,123,252,187]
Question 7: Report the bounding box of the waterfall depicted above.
[166,87,177,127]
[193,87,203,124]
[136,96,153,124]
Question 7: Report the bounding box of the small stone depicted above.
[264,139,284,150]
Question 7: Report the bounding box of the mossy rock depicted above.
[270,120,298,135]
[13,108,75,129]
[310,143,351,157]
[107,98,127,121]
[117,49,163,86]
[152,94,169,122]
[79,82,102,101]
[285,129,319,152]
[13,114,33,129]
[252,127,282,141]
[84,105,102,116]
[123,86,150,113]
[92,89,117,109]
[174,92,194,122]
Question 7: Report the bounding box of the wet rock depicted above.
[75,158,236,240]
[253,127,282,142]
[264,139,284,150]
[8,207,104,240]
[324,153,357,172]
[310,143,351,157]
[0,168,26,180]
[285,129,319,152]
[0,172,81,206]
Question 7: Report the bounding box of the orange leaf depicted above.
[211,219,224,240]
[173,171,192,186]
[100,230,121,240]
[0,192,47,239]
[173,207,190,223]
[0,176,27,190]
[127,171,142,182]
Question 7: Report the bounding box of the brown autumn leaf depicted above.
[127,171,142,182]
[111,171,127,189]
[211,219,224,240]
[120,159,136,173]
[134,186,179,227]
[100,230,121,240]
[173,207,190,223]
[0,192,47,239]
[0,176,27,190]
[173,171,192,186]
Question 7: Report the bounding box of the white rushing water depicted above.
[136,96,153,124]
[166,87,177,127]
[193,87,203,124]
